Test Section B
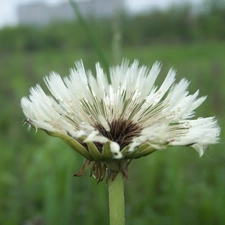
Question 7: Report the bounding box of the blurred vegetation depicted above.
[1,1,225,52]
[0,0,225,224]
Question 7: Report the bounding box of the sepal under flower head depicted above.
[21,60,221,182]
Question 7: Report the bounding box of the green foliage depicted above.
[1,41,225,225]
[1,2,225,224]
[0,20,112,52]
[1,2,225,52]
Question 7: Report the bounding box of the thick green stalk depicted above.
[108,172,125,225]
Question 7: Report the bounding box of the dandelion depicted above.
[21,60,220,183]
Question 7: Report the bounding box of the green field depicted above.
[1,41,225,225]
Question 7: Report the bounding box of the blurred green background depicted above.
[1,0,225,224]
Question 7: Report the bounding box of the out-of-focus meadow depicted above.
[1,1,225,224]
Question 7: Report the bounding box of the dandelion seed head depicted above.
[21,59,221,182]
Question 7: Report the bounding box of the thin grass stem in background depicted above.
[69,0,110,77]
[112,2,122,65]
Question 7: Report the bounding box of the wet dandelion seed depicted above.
[21,60,221,182]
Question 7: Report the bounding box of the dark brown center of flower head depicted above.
[94,119,142,149]
[75,119,143,183]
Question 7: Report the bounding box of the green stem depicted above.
[108,172,125,225]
